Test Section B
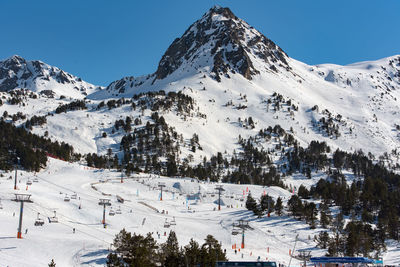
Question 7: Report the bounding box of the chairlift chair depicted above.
[232,228,240,235]
[71,193,77,199]
[64,194,70,202]
[170,217,176,226]
[164,218,170,228]
[116,207,122,214]
[34,213,45,226]
[33,177,39,183]
[49,211,58,223]
[109,209,115,216]
[26,179,32,186]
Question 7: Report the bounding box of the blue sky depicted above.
[0,0,399,86]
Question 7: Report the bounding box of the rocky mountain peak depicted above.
[153,6,290,83]
[0,55,99,98]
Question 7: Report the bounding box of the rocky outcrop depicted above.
[153,6,290,82]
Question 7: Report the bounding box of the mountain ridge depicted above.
[0,54,100,98]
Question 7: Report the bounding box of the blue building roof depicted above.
[310,257,374,264]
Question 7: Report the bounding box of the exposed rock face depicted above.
[154,6,290,82]
[0,55,98,97]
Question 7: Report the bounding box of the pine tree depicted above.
[260,194,274,214]
[166,155,177,177]
[106,253,123,266]
[315,231,329,249]
[199,235,227,267]
[109,229,159,266]
[275,197,283,216]
[288,195,303,219]
[48,259,56,267]
[245,193,257,213]
[161,231,183,267]
[319,202,332,228]
[184,239,202,267]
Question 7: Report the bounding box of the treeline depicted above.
[0,119,77,171]
[25,115,47,129]
[55,100,86,114]
[286,146,400,257]
[97,90,201,118]
[107,229,226,267]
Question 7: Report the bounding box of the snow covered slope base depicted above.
[0,158,316,266]
[1,5,400,266]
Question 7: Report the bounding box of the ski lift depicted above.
[109,209,115,216]
[116,207,122,214]
[33,177,39,183]
[170,216,176,226]
[71,193,77,200]
[26,179,32,186]
[64,194,70,202]
[164,218,170,228]
[49,211,58,223]
[211,194,215,197]
[34,212,44,226]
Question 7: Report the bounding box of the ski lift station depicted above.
[310,257,375,267]
[216,261,276,267]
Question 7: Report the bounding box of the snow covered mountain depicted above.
[0,55,100,98]
[89,6,400,164]
[0,6,399,163]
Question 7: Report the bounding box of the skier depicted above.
[73,228,75,233]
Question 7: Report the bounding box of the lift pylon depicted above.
[232,219,252,249]
[98,199,111,228]
[215,185,225,211]
[13,194,33,238]
[158,182,166,201]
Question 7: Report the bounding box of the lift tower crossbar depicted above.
[98,199,111,228]
[215,185,225,211]
[158,182,166,201]
[13,194,32,238]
